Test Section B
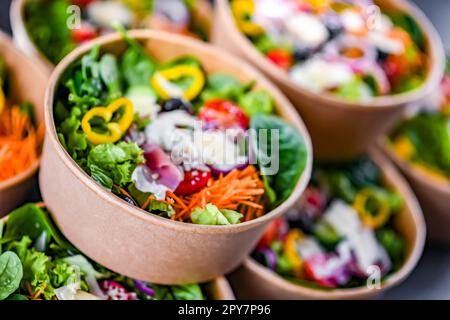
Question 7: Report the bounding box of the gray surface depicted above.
[0,0,449,299]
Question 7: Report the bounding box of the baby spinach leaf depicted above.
[3,204,77,255]
[0,251,23,300]
[99,54,122,100]
[171,284,205,300]
[121,46,156,88]
[3,204,52,245]
[250,114,308,206]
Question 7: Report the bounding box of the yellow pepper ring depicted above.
[231,0,264,36]
[352,188,391,229]
[284,229,304,275]
[81,97,134,145]
[151,65,205,101]
[0,86,5,116]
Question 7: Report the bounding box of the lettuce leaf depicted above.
[87,142,144,190]
[190,204,243,225]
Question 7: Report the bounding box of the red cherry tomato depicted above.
[175,170,212,196]
[99,280,138,300]
[266,49,293,71]
[198,99,249,129]
[257,218,287,250]
[71,23,97,43]
[71,0,96,7]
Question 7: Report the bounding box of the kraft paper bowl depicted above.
[10,0,212,72]
[228,148,425,299]
[40,30,313,285]
[212,0,445,161]
[0,32,48,217]
[380,141,450,244]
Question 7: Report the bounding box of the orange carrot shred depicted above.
[0,104,43,182]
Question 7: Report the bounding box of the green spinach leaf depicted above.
[0,251,23,300]
[250,114,308,206]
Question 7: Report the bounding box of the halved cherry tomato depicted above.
[175,169,212,196]
[99,280,138,300]
[266,49,293,71]
[198,99,249,129]
[71,23,97,43]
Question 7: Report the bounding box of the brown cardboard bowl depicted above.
[228,148,426,299]
[40,30,313,285]
[0,32,48,217]
[380,141,450,244]
[10,0,212,72]
[0,215,234,300]
[212,0,445,161]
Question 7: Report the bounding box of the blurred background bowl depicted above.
[228,148,426,299]
[212,0,445,161]
[0,31,48,217]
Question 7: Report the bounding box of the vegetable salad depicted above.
[54,37,308,224]
[253,157,406,289]
[25,0,211,64]
[230,0,427,101]
[0,58,43,182]
[0,203,206,300]
[390,59,450,183]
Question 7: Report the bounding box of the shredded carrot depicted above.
[166,165,266,222]
[0,104,43,182]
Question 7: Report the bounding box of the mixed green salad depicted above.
[253,156,406,289]
[390,59,450,183]
[54,35,308,224]
[24,0,211,64]
[230,0,427,101]
[0,203,207,300]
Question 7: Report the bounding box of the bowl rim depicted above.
[239,148,426,298]
[215,0,446,111]
[380,138,450,195]
[44,29,313,235]
[0,31,45,192]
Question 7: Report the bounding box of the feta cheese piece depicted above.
[290,58,355,92]
[145,110,198,150]
[297,236,324,260]
[322,200,362,238]
[341,9,366,34]
[368,31,405,55]
[87,2,133,28]
[285,13,329,48]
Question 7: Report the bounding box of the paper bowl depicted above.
[380,141,450,244]
[40,30,313,285]
[10,0,212,72]
[212,0,445,160]
[228,148,425,299]
[0,32,48,217]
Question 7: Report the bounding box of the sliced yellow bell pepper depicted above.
[0,86,5,116]
[151,65,205,101]
[81,97,134,145]
[353,188,391,229]
[392,136,415,160]
[231,0,264,36]
[284,229,304,275]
